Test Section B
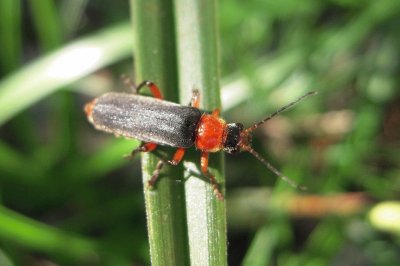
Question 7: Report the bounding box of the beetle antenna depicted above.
[241,145,307,190]
[245,91,317,133]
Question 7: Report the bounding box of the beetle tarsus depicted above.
[200,152,224,200]
[123,148,142,160]
[190,89,200,108]
[129,146,186,190]
[147,159,166,189]
[204,171,224,200]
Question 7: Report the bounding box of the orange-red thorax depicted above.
[195,113,227,152]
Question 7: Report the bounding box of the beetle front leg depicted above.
[200,152,224,200]
[147,148,186,189]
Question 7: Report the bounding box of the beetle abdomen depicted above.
[87,93,202,148]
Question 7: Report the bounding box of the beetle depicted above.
[85,79,316,200]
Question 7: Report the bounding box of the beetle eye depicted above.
[223,123,244,154]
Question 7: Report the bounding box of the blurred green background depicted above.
[0,0,399,265]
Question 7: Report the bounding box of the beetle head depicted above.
[223,123,245,154]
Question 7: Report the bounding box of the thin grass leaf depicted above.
[28,0,63,50]
[174,0,227,265]
[0,205,98,260]
[0,22,132,126]
[131,1,189,265]
[0,0,22,72]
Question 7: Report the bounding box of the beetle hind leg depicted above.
[124,142,158,160]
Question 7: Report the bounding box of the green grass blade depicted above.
[0,249,14,266]
[0,22,132,126]
[28,0,63,50]
[174,0,227,265]
[0,0,22,72]
[0,205,98,260]
[131,1,190,265]
[242,226,278,266]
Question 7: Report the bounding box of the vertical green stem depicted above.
[28,0,63,51]
[0,0,21,72]
[131,1,189,265]
[175,0,227,265]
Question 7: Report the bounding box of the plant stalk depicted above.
[174,0,227,265]
[131,1,190,265]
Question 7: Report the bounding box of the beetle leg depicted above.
[211,108,220,117]
[190,89,200,108]
[147,148,185,189]
[191,93,224,201]
[200,152,224,200]
[121,76,164,99]
[124,142,157,160]
[168,148,186,165]
[136,80,164,99]
[147,159,166,189]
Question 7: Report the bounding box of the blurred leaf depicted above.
[0,249,13,266]
[0,22,132,126]
[0,205,98,260]
[369,201,400,236]
[28,0,63,50]
[0,0,22,72]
